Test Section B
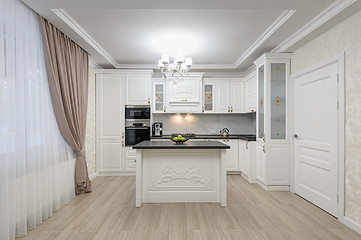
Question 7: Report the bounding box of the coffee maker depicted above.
[152,122,163,137]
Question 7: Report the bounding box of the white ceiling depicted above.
[22,0,361,72]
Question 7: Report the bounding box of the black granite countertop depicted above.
[151,134,256,141]
[133,140,231,149]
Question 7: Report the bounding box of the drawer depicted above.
[125,147,136,159]
[127,160,136,169]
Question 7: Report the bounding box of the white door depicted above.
[215,83,229,113]
[293,62,339,217]
[125,74,150,105]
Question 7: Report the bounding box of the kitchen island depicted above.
[133,140,230,207]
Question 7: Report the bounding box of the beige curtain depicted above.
[39,16,91,194]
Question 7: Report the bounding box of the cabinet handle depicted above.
[122,142,124,147]
[262,135,265,142]
[148,97,150,104]
[223,140,229,142]
[246,141,248,150]
[202,106,205,113]
[228,107,230,113]
[263,144,265,153]
[164,106,166,112]
[231,106,233,112]
[251,109,255,112]
[122,132,124,139]
[181,99,188,102]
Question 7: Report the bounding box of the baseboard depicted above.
[257,180,290,191]
[227,171,241,175]
[89,172,98,180]
[342,217,361,235]
[98,171,136,176]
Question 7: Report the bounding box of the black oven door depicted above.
[125,108,150,120]
[125,127,150,146]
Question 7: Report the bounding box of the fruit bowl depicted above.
[171,135,188,144]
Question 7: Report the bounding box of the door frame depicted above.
[290,53,345,220]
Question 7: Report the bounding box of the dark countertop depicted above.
[133,140,231,149]
[151,134,256,141]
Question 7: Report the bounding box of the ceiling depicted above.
[22,0,361,73]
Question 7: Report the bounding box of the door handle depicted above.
[148,97,150,104]
[262,144,265,153]
[231,106,233,112]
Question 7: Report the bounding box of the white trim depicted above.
[89,172,99,180]
[234,10,295,68]
[51,9,119,68]
[271,0,356,53]
[257,181,290,191]
[89,58,102,69]
[291,53,345,220]
[342,217,361,235]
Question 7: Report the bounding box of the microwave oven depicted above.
[125,106,150,120]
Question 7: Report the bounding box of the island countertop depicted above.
[133,140,231,149]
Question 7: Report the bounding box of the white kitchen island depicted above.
[133,141,230,207]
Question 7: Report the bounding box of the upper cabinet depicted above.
[166,73,204,113]
[245,71,257,112]
[205,78,245,113]
[152,79,166,113]
[124,72,152,105]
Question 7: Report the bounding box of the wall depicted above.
[85,67,96,176]
[292,9,361,225]
[153,113,256,135]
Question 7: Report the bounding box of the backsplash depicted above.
[152,113,256,135]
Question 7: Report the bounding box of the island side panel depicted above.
[136,149,143,207]
[220,149,227,207]
[141,149,221,204]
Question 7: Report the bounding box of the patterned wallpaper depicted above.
[85,68,96,176]
[292,9,361,224]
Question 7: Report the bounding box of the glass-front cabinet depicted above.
[152,79,166,113]
[202,80,215,113]
[254,53,291,190]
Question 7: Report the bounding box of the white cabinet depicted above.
[245,71,257,112]
[220,139,239,171]
[239,140,257,183]
[254,53,291,190]
[166,74,203,113]
[229,81,245,113]
[152,79,166,113]
[212,78,245,113]
[96,74,125,174]
[124,147,136,170]
[125,72,152,105]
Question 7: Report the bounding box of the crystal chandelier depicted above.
[158,54,192,83]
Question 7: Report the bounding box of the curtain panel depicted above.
[39,17,91,194]
[0,0,76,239]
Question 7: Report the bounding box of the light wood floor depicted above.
[18,175,361,240]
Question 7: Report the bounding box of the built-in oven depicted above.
[125,120,151,146]
[125,106,150,120]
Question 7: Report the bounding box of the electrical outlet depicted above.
[209,129,216,133]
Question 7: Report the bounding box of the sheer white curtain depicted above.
[0,0,76,239]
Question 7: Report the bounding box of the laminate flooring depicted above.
[18,175,361,240]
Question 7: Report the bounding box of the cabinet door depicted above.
[96,74,124,140]
[230,82,244,113]
[203,82,215,113]
[256,142,266,184]
[222,140,239,171]
[239,140,249,177]
[245,74,257,112]
[153,80,166,113]
[215,83,229,113]
[98,140,123,172]
[125,74,151,105]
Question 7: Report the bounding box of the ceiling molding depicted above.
[234,10,296,68]
[52,9,119,68]
[271,0,357,53]
[89,58,102,69]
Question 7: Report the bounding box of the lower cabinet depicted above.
[97,140,124,173]
[256,141,290,190]
[239,140,257,183]
[220,139,239,171]
[124,147,137,170]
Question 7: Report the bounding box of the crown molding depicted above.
[234,10,295,68]
[52,9,118,68]
[271,0,357,53]
[242,65,256,78]
[89,58,102,69]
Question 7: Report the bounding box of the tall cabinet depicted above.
[254,53,291,191]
